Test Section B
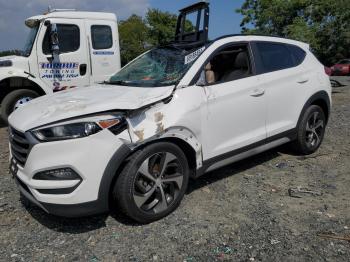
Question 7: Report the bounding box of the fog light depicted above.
[33,168,81,181]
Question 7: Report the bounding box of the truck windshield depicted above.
[22,26,39,57]
[109,46,205,87]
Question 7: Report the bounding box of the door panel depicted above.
[260,65,306,137]
[251,41,308,137]
[86,20,121,83]
[36,19,90,92]
[202,76,266,160]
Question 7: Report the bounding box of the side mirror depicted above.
[50,24,60,55]
[196,70,207,86]
[44,20,60,55]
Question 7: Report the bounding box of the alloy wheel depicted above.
[305,111,324,148]
[133,152,184,214]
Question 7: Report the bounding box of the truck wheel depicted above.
[1,89,39,124]
[113,142,189,223]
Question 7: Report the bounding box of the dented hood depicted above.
[9,84,175,132]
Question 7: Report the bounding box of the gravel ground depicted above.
[0,85,349,261]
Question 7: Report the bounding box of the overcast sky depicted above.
[0,0,245,51]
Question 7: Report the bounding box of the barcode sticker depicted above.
[184,46,206,64]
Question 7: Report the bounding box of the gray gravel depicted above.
[0,85,350,261]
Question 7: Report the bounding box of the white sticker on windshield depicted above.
[184,46,206,64]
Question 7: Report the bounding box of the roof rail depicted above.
[213,33,289,41]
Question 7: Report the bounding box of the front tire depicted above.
[292,105,326,155]
[1,89,39,124]
[113,142,189,223]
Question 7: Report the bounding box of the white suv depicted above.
[8,34,331,223]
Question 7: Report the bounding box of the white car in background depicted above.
[8,2,331,223]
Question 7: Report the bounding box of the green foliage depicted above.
[118,15,149,66]
[146,9,178,46]
[236,0,350,65]
[0,50,21,57]
[119,9,195,65]
[119,9,179,66]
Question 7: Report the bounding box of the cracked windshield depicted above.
[109,46,204,87]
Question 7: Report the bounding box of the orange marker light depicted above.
[98,119,120,129]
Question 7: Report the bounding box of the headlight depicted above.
[0,60,13,67]
[32,116,126,142]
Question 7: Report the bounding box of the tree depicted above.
[236,0,350,65]
[119,9,195,65]
[146,9,178,46]
[118,15,149,66]
[0,50,21,57]
[146,9,195,45]
[118,10,178,65]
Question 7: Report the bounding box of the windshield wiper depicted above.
[105,80,129,86]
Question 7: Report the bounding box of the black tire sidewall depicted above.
[1,89,39,123]
[297,105,326,154]
[114,142,190,223]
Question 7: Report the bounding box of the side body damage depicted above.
[126,86,206,174]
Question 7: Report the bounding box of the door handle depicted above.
[250,88,265,97]
[79,64,87,76]
[297,78,309,84]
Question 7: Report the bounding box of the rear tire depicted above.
[113,142,189,223]
[1,89,39,124]
[291,105,326,155]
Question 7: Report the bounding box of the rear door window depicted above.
[254,42,295,74]
[91,25,113,50]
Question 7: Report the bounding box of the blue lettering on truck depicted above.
[40,62,79,69]
[39,62,80,80]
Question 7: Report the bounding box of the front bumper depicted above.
[10,129,132,217]
[15,175,107,217]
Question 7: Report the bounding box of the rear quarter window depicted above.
[254,42,295,74]
[287,44,306,66]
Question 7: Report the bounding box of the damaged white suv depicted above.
[8,3,331,223]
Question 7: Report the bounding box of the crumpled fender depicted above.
[126,94,204,170]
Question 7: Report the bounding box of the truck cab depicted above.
[0,10,121,123]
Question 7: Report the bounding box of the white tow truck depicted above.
[0,9,121,123]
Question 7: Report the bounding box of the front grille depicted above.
[9,127,30,166]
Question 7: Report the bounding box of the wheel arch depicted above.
[0,76,47,105]
[298,91,331,127]
[131,127,203,177]
[133,137,198,177]
[99,127,203,211]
